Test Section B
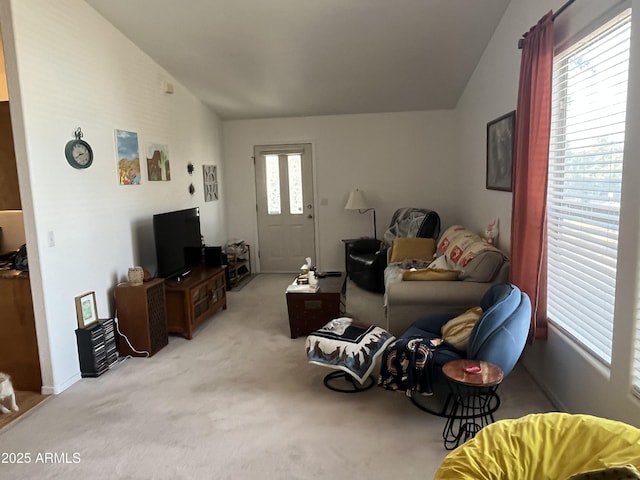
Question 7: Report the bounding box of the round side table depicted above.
[441,359,503,450]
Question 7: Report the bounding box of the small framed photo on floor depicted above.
[75,291,98,329]
[486,110,515,192]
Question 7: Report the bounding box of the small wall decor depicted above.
[486,111,515,192]
[146,143,171,181]
[65,127,94,169]
[115,129,141,185]
[189,183,195,195]
[75,291,98,329]
[187,162,194,175]
[203,164,218,201]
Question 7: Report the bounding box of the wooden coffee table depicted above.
[286,273,346,338]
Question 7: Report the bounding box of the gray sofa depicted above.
[383,225,510,335]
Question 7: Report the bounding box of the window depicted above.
[265,154,282,215]
[546,9,631,366]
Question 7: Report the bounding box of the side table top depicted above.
[442,359,503,387]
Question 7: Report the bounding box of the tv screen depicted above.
[153,207,202,279]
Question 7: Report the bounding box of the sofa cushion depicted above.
[389,237,436,263]
[402,268,460,281]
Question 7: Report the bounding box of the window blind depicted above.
[546,9,631,366]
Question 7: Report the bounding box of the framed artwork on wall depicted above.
[203,164,218,201]
[115,129,141,185]
[486,110,516,192]
[146,143,171,181]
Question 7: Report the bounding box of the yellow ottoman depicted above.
[435,412,640,479]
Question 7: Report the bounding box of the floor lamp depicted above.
[344,189,377,240]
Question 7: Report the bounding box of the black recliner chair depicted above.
[347,208,441,292]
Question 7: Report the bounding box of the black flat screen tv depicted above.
[153,207,202,279]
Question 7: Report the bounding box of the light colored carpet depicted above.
[0,390,48,431]
[0,274,554,479]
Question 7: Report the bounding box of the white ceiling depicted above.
[86,0,511,120]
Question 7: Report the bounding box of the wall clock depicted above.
[65,127,94,169]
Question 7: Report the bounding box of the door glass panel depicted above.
[288,154,303,214]
[265,155,281,215]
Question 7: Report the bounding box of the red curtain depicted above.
[510,12,554,341]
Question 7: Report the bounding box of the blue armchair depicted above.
[397,283,531,415]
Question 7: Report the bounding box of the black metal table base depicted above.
[323,371,374,393]
[442,386,501,450]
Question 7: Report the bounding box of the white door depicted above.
[254,144,315,272]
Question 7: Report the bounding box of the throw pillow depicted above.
[441,306,483,350]
[389,237,436,263]
[401,268,460,281]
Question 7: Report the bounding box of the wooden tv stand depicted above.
[164,265,226,339]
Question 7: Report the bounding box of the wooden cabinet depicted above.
[286,273,347,338]
[226,244,251,289]
[75,318,118,377]
[115,278,168,357]
[164,265,226,339]
[0,273,41,391]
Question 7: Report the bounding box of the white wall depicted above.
[0,0,227,393]
[456,0,640,426]
[223,111,457,272]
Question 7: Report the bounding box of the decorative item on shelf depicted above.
[65,127,94,169]
[127,266,144,285]
[344,189,377,239]
[75,291,98,329]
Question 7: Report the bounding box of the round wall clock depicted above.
[65,127,94,169]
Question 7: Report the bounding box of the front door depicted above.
[254,144,315,272]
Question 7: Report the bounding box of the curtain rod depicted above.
[517,0,576,49]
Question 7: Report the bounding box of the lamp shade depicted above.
[344,189,370,210]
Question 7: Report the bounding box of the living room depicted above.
[1,0,639,467]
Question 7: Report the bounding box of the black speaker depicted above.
[204,246,223,267]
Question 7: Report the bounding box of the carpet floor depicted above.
[0,274,555,479]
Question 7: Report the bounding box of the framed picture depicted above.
[203,164,218,202]
[75,291,98,329]
[146,142,171,181]
[486,111,516,191]
[115,129,141,185]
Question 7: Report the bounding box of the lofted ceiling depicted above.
[86,0,511,120]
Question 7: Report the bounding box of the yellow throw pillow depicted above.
[389,238,436,263]
[441,306,483,350]
[401,268,460,281]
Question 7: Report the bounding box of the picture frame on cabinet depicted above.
[75,291,98,329]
